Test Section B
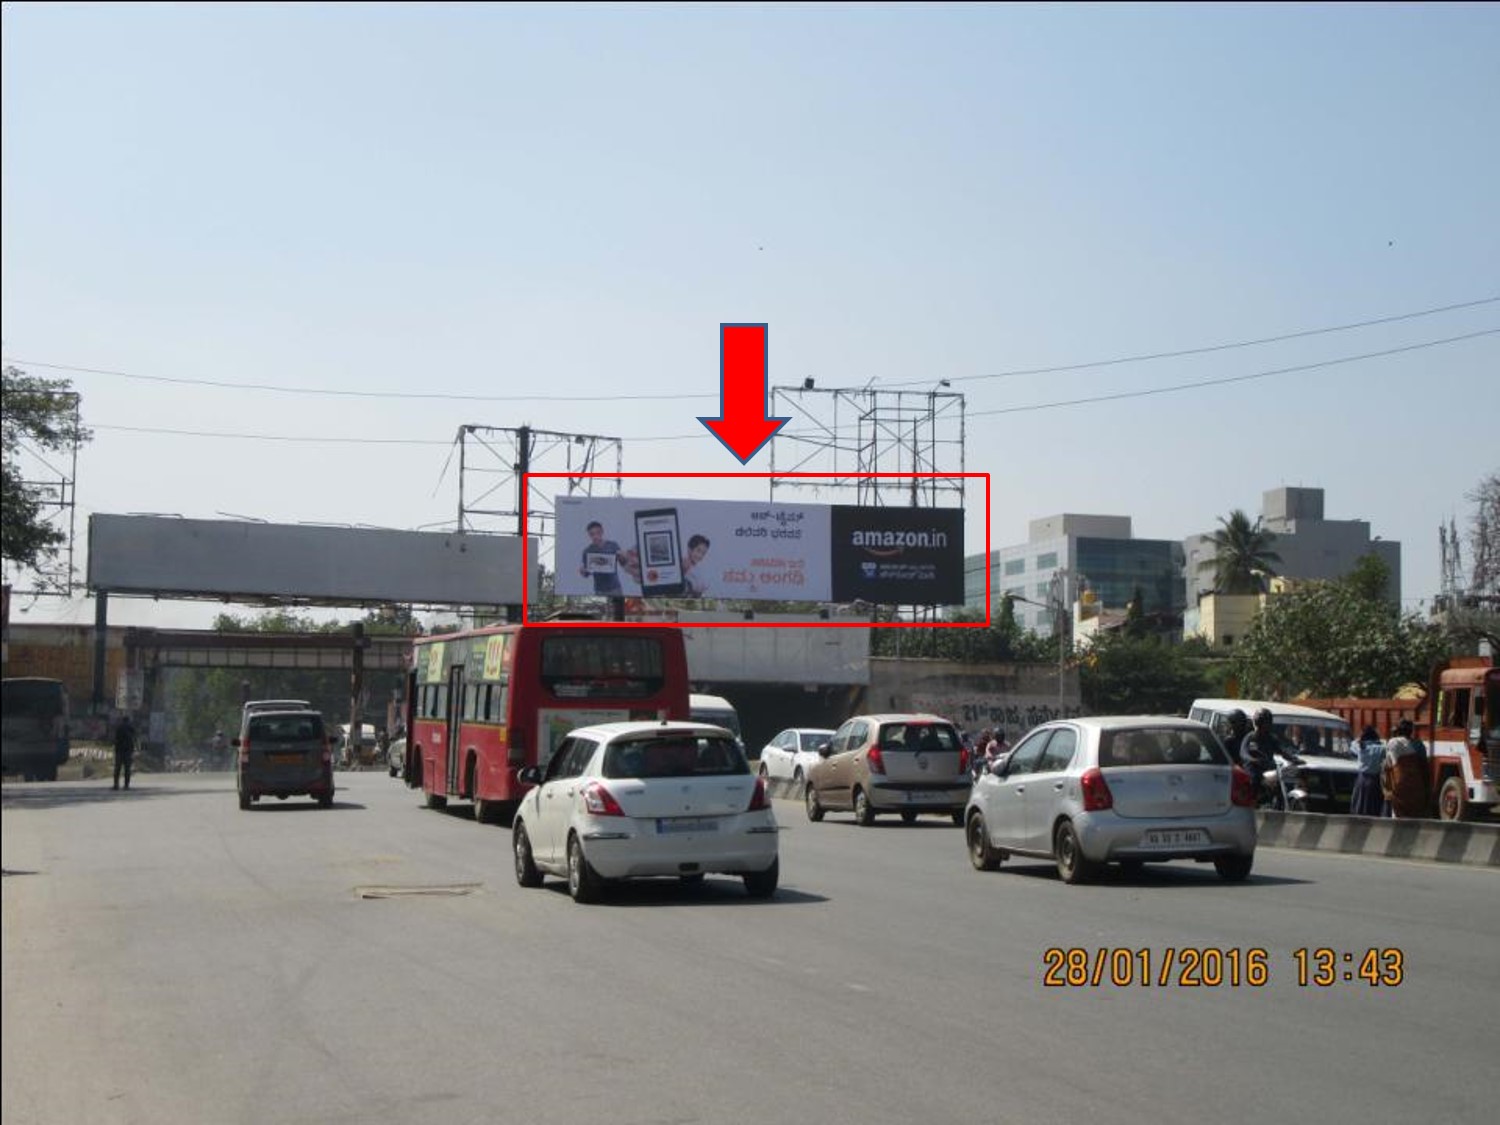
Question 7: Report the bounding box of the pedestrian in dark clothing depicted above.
[113,715,137,791]
[1349,725,1386,816]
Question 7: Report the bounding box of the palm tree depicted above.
[1201,509,1281,595]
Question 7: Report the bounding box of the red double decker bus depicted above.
[404,623,691,824]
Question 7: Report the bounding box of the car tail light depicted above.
[239,740,250,765]
[958,747,971,775]
[583,782,626,817]
[867,745,886,774]
[1080,767,1113,811]
[1231,766,1256,807]
[747,776,769,811]
[322,737,333,765]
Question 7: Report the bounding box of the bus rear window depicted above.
[540,637,665,699]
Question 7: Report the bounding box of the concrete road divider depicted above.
[769,777,1500,868]
[1256,810,1500,867]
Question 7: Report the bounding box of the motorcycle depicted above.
[1258,755,1310,812]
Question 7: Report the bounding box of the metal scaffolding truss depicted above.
[767,385,966,507]
[454,425,624,550]
[4,391,82,598]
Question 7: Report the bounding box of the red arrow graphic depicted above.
[698,323,790,464]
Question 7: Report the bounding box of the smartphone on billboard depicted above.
[633,507,683,597]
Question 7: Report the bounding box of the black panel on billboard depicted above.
[829,507,965,606]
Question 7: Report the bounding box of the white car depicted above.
[757,727,837,782]
[512,721,780,903]
[965,716,1257,884]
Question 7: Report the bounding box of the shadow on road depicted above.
[1,783,190,811]
[241,800,367,812]
[992,860,1312,888]
[537,879,828,907]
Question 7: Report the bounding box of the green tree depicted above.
[1,366,93,569]
[1228,556,1447,698]
[869,598,1053,663]
[1078,632,1213,714]
[1201,509,1280,595]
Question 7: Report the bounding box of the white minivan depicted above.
[1188,698,1357,813]
[690,693,745,754]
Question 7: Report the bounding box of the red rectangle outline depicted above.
[522,472,990,629]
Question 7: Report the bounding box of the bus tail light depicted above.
[867,745,886,775]
[583,782,626,817]
[748,776,769,811]
[1080,768,1114,811]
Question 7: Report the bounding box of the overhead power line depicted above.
[965,327,1500,418]
[872,294,1500,389]
[7,293,1496,404]
[86,326,1497,445]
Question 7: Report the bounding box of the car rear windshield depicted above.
[877,722,961,752]
[602,735,748,779]
[1099,728,1229,768]
[248,715,325,743]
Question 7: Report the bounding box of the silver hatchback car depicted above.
[964,716,1257,883]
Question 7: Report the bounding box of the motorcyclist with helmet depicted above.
[1222,709,1251,763]
[1240,708,1302,807]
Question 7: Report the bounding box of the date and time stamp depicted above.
[1042,947,1405,989]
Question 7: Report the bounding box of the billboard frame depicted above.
[523,471,990,628]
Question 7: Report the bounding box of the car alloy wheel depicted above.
[567,835,602,903]
[1054,821,1100,885]
[805,784,825,822]
[514,823,543,888]
[966,812,999,871]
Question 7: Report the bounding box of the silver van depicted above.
[234,709,334,810]
[690,693,745,753]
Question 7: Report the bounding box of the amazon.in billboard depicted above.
[553,494,964,606]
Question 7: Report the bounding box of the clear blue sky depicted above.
[3,2,1497,626]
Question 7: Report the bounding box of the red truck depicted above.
[1302,657,1498,821]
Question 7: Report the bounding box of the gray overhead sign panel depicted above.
[87,515,533,605]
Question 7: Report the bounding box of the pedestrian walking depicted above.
[1381,718,1429,818]
[1349,725,1386,817]
[113,714,137,791]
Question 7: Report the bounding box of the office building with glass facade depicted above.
[964,514,1186,636]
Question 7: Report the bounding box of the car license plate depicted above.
[270,753,303,765]
[905,790,941,801]
[1142,828,1208,848]
[656,818,718,835]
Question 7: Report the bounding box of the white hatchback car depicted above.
[512,721,780,903]
[757,728,837,782]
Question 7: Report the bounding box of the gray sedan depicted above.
[964,716,1257,884]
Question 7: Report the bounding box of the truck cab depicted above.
[1429,659,1499,821]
